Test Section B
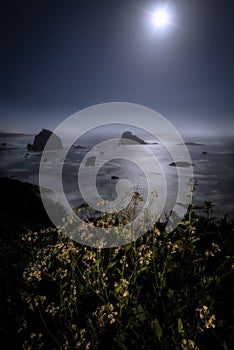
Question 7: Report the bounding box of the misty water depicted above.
[0,133,234,220]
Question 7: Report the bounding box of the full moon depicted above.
[152,8,170,28]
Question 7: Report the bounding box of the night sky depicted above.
[0,0,234,135]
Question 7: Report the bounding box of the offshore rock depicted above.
[119,131,147,145]
[27,128,63,151]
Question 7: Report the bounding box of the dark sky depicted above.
[0,0,234,135]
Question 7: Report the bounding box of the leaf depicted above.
[178,318,184,334]
[181,220,191,226]
[137,266,148,274]
[124,244,132,252]
[151,319,163,340]
[223,341,228,350]
[107,261,117,269]
[133,304,143,314]
[132,304,147,323]
[167,289,174,299]
[175,240,183,246]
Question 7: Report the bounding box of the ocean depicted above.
[0,133,234,220]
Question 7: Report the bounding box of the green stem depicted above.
[38,306,62,349]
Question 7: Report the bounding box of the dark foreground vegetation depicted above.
[0,178,233,349]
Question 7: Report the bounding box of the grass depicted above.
[0,180,234,349]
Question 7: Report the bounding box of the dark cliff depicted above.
[27,128,63,151]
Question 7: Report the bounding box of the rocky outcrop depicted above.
[178,142,206,146]
[0,177,52,227]
[85,156,96,166]
[119,131,147,145]
[27,128,63,151]
[169,161,194,167]
[74,145,86,149]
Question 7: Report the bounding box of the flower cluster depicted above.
[114,278,130,299]
[181,338,199,350]
[138,244,153,265]
[196,305,216,330]
[93,303,118,326]
[205,242,221,257]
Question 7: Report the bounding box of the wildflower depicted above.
[205,243,221,257]
[96,200,108,209]
[123,291,129,298]
[114,247,120,254]
[181,339,199,350]
[151,191,158,197]
[45,302,60,315]
[205,314,216,329]
[205,250,214,257]
[110,318,115,324]
[154,228,161,236]
[211,242,221,253]
[17,320,27,333]
[119,255,126,264]
[85,342,91,349]
[114,282,120,293]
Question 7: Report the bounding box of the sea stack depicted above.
[119,131,147,145]
[27,128,63,151]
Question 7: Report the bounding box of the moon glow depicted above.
[152,8,170,28]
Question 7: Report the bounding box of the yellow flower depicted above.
[205,314,216,329]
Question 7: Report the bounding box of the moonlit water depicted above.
[0,133,234,219]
